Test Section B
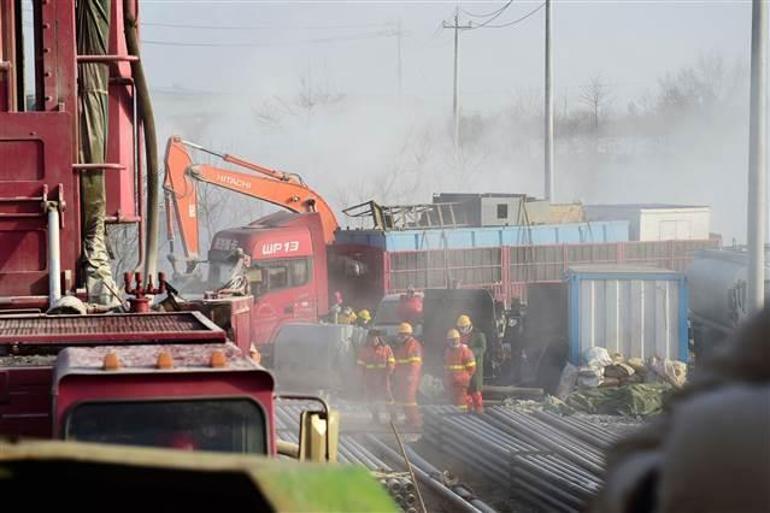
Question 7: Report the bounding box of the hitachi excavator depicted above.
[163,137,341,351]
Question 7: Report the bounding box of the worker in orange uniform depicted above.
[392,322,423,429]
[444,329,477,412]
[357,329,396,423]
[356,309,372,329]
[338,306,357,325]
[457,314,487,413]
[397,287,423,325]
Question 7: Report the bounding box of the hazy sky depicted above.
[140,0,753,110]
[137,1,760,242]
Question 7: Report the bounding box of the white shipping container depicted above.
[584,204,711,241]
[567,265,689,364]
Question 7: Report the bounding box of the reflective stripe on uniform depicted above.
[465,361,476,369]
[445,364,466,370]
[364,363,389,369]
[396,357,422,364]
[456,404,468,411]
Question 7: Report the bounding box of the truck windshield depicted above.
[64,398,267,455]
[374,299,401,325]
[207,255,241,290]
[207,255,310,296]
[250,258,311,296]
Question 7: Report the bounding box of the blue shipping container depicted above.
[335,220,629,251]
[566,265,689,365]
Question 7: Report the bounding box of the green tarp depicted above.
[566,383,674,417]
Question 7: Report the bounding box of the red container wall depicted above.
[334,238,721,310]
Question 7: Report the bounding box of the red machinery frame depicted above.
[0,0,141,307]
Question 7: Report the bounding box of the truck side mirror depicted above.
[298,409,339,463]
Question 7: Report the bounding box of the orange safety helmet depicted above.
[398,322,413,335]
[456,314,472,328]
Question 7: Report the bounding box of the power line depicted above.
[460,2,511,19]
[477,2,545,29]
[142,21,395,31]
[466,1,514,30]
[142,30,402,48]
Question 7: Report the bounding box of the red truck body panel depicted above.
[0,2,283,457]
[0,366,54,438]
[0,312,250,442]
[211,212,329,346]
[53,343,276,455]
[331,238,721,310]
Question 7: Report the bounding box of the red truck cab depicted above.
[54,342,275,455]
[0,311,276,456]
[207,212,330,349]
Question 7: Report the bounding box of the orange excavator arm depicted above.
[163,137,338,272]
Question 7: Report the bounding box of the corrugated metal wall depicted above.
[570,275,687,363]
[510,240,717,283]
[332,238,719,309]
[389,247,502,290]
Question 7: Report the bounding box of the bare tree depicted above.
[295,69,345,117]
[107,223,140,280]
[580,74,611,130]
[656,53,735,117]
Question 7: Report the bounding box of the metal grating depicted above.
[0,312,225,345]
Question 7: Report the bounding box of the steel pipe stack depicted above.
[421,405,609,512]
[365,434,498,513]
[530,410,621,450]
[275,403,418,512]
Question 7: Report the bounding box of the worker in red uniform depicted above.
[357,329,395,423]
[392,322,423,429]
[457,314,487,413]
[397,287,423,325]
[444,329,477,412]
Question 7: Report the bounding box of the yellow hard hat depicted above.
[446,328,461,340]
[398,322,413,335]
[456,314,472,328]
[358,309,371,321]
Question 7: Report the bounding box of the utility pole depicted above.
[748,0,767,312]
[443,7,471,148]
[544,0,554,201]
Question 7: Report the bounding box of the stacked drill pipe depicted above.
[402,442,499,513]
[275,403,418,511]
[421,405,605,512]
[530,410,621,450]
[485,408,605,475]
[365,433,498,513]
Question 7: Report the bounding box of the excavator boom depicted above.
[164,137,339,270]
